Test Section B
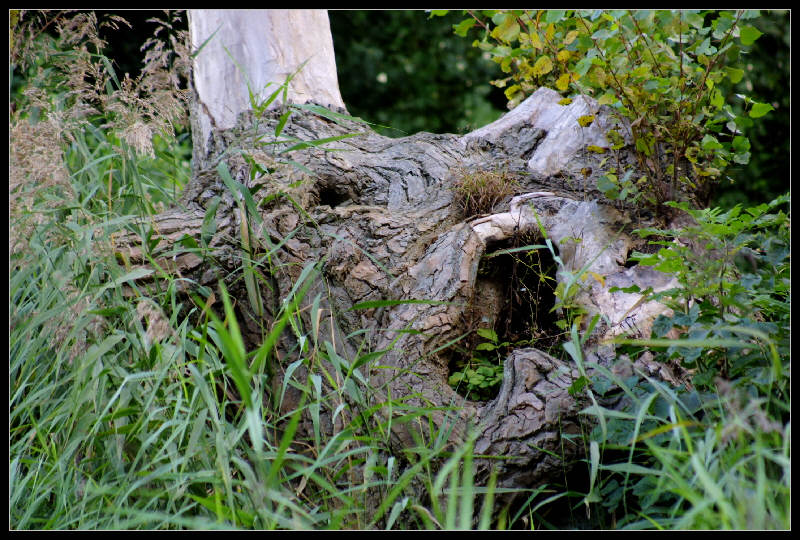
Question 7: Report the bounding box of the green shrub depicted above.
[438,9,774,212]
[575,192,790,529]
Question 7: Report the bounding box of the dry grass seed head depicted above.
[715,377,783,443]
[14,11,189,162]
[9,113,75,255]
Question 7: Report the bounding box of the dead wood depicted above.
[114,87,688,489]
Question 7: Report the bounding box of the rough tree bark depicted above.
[118,10,689,492]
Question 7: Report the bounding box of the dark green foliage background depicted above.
[98,10,788,209]
[711,11,790,209]
[328,10,508,137]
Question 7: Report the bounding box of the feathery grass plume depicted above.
[9,113,73,254]
[10,10,192,250]
[714,377,783,444]
[120,120,156,158]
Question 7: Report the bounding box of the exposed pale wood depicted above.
[188,10,345,169]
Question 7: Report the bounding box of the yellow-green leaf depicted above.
[597,92,616,106]
[749,102,774,118]
[556,72,571,91]
[740,25,763,46]
[454,18,476,37]
[504,84,522,100]
[492,18,520,43]
[564,30,579,45]
[557,49,571,63]
[545,22,555,42]
[529,31,543,50]
[586,145,607,154]
[532,55,554,76]
[589,271,606,287]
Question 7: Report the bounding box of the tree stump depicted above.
[114,85,689,491]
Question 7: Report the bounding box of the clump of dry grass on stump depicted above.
[450,166,521,218]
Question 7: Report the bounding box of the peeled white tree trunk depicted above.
[188,9,345,163]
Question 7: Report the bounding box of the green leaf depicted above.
[568,375,590,397]
[544,10,566,23]
[652,315,673,338]
[725,66,745,83]
[291,103,370,126]
[733,151,751,165]
[684,12,705,29]
[739,25,763,46]
[601,463,665,476]
[454,18,476,37]
[701,134,723,150]
[597,174,617,192]
[189,494,255,527]
[489,11,506,24]
[694,37,716,56]
[281,133,361,154]
[574,56,593,76]
[563,340,583,364]
[654,255,683,273]
[348,299,450,311]
[190,24,221,58]
[274,109,292,138]
[635,137,653,156]
[95,267,154,295]
[476,328,498,343]
[732,135,751,153]
[710,88,723,109]
[201,196,221,245]
[208,283,251,408]
[749,102,774,118]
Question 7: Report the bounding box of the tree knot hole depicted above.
[316,177,355,208]
[448,232,563,401]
